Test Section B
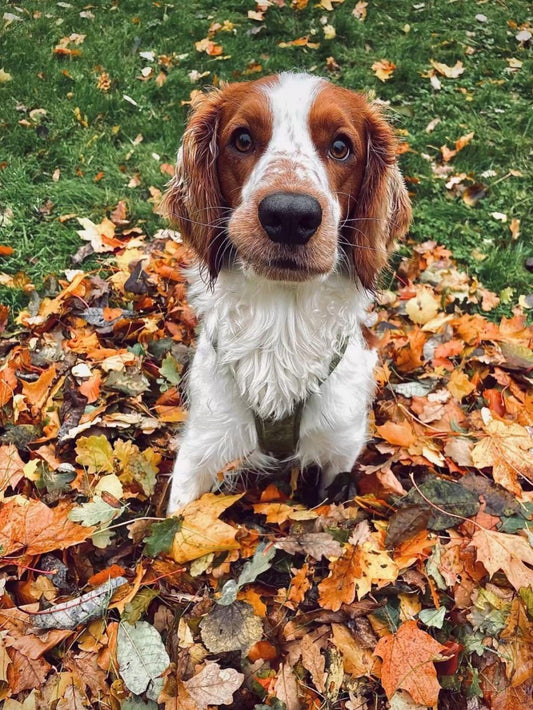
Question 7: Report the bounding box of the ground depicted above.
[0,2,532,710]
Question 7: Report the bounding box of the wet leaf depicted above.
[374,620,450,706]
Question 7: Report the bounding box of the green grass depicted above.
[0,0,531,318]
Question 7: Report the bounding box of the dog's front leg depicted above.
[167,337,256,514]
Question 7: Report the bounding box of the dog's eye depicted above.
[232,129,254,153]
[329,137,351,161]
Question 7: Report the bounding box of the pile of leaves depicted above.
[0,206,532,710]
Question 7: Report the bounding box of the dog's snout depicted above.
[258,192,322,245]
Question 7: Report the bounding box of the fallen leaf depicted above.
[200,601,262,653]
[429,59,464,78]
[372,59,396,81]
[405,287,440,325]
[117,621,170,701]
[171,493,243,563]
[376,420,417,447]
[374,620,449,706]
[470,528,533,592]
[471,417,533,495]
[184,662,244,709]
[0,499,94,556]
[332,623,381,677]
[352,1,368,20]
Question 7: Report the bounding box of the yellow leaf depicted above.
[352,1,368,21]
[0,68,12,82]
[405,287,440,324]
[447,370,475,401]
[75,435,114,474]
[430,59,464,78]
[332,624,381,677]
[371,59,396,82]
[354,534,398,599]
[509,218,520,240]
[171,493,243,563]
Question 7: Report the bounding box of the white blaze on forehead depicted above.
[263,72,325,157]
[241,73,335,202]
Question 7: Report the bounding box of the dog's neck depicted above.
[189,266,371,420]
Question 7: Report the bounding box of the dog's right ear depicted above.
[159,89,226,278]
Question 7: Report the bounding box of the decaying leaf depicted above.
[200,601,263,653]
[31,577,127,629]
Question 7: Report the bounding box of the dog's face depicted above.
[161,73,411,289]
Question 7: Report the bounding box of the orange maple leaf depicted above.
[374,620,450,706]
[0,499,94,557]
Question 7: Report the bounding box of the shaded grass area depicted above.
[0,0,531,318]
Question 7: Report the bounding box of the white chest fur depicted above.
[188,268,371,420]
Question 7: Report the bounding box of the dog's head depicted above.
[161,73,411,289]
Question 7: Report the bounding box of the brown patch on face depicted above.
[308,85,367,218]
[159,78,276,278]
[309,84,412,290]
[216,81,274,209]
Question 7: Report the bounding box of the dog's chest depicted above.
[197,272,365,421]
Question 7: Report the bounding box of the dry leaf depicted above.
[171,493,243,563]
[471,417,533,495]
[184,662,244,709]
[332,624,381,677]
[352,1,368,21]
[429,59,464,78]
[372,59,396,81]
[0,499,94,556]
[470,528,533,592]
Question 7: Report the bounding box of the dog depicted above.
[161,72,411,513]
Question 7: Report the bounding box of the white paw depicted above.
[166,481,198,515]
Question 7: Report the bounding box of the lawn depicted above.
[0,0,532,318]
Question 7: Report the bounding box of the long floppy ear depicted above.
[159,89,226,279]
[345,105,411,290]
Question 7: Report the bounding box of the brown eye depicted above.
[329,137,351,161]
[232,128,254,153]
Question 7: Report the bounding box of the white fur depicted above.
[167,73,377,513]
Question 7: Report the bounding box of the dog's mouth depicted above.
[247,254,331,282]
[269,257,301,270]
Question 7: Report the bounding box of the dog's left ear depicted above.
[344,105,412,290]
[159,89,226,279]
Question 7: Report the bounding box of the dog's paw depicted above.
[166,483,198,516]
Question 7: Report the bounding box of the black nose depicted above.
[258,192,322,245]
